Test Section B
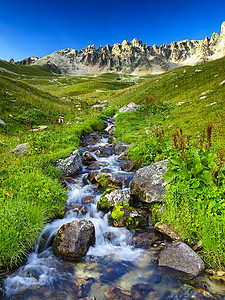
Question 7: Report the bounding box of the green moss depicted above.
[111,204,125,221]
[96,174,111,189]
[97,196,111,212]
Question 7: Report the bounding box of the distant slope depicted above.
[0,59,57,78]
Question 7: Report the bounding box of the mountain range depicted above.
[15,21,225,75]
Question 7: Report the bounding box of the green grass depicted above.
[0,59,57,78]
[0,55,225,273]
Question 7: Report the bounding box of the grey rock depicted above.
[120,160,135,172]
[92,104,105,111]
[158,242,205,277]
[53,219,95,260]
[118,102,140,113]
[9,143,30,155]
[108,126,116,135]
[155,222,181,241]
[56,149,82,177]
[0,119,6,125]
[130,160,168,203]
[65,203,87,216]
[114,140,130,155]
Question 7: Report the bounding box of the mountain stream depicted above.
[2,122,225,300]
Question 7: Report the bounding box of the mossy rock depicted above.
[95,172,122,189]
[97,196,111,212]
[97,189,130,212]
[110,204,148,229]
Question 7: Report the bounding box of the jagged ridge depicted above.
[16,22,225,75]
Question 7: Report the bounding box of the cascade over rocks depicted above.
[158,242,205,278]
[56,149,82,177]
[53,219,95,260]
[130,160,168,203]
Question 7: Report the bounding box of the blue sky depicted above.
[0,0,225,61]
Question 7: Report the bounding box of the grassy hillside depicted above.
[0,56,225,275]
[0,59,57,78]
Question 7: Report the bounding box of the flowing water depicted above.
[2,122,225,299]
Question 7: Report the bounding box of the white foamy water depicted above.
[3,132,143,297]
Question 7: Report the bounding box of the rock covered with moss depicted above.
[110,203,148,228]
[97,189,130,212]
[95,172,123,189]
[130,160,168,203]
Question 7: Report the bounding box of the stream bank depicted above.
[2,120,225,299]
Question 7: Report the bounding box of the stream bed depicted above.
[2,122,225,299]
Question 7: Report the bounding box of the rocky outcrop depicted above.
[158,242,205,278]
[130,160,168,203]
[56,149,82,177]
[53,219,95,260]
[15,22,225,75]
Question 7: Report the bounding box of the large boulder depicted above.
[56,149,82,177]
[158,242,205,278]
[130,160,168,203]
[53,219,95,260]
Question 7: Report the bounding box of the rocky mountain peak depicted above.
[15,22,225,75]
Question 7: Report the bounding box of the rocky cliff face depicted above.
[16,22,225,75]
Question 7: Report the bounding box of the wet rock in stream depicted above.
[53,219,95,260]
[132,231,165,248]
[113,140,130,155]
[120,160,135,172]
[95,172,123,189]
[65,203,87,216]
[83,152,97,165]
[158,242,205,278]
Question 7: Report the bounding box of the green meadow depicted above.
[0,56,225,274]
